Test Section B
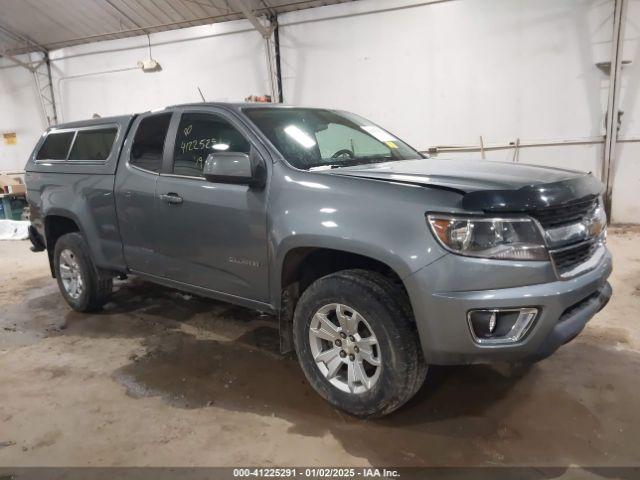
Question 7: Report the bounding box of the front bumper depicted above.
[405,248,613,365]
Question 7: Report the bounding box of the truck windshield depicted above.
[243,107,424,170]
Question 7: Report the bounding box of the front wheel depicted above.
[293,269,427,418]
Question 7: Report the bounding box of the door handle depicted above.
[160,193,183,205]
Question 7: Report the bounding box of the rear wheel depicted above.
[53,232,113,312]
[293,269,427,418]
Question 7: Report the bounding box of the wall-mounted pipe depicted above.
[422,137,606,155]
[44,53,58,125]
[422,136,640,158]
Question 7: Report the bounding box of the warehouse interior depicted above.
[1,0,639,222]
[1,0,640,475]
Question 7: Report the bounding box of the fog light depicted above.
[467,308,538,345]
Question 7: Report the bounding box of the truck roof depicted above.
[51,114,135,131]
[167,102,324,111]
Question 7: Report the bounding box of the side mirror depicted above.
[203,149,266,188]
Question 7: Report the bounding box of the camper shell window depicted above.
[36,132,75,160]
[68,128,118,161]
[36,125,119,162]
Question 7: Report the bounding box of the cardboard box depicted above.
[0,173,23,186]
[0,174,24,194]
[6,184,26,195]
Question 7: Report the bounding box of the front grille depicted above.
[527,196,598,229]
[551,240,598,275]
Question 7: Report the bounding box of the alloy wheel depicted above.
[59,249,84,300]
[308,303,382,394]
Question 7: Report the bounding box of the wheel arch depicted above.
[280,246,409,299]
[275,242,415,355]
[273,234,416,308]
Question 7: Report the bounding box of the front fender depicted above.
[268,163,459,306]
[274,232,424,288]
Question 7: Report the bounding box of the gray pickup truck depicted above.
[25,103,612,417]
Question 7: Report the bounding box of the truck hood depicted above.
[326,158,580,191]
[325,158,603,211]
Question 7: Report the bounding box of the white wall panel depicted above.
[0,56,46,172]
[0,0,638,221]
[279,0,613,147]
[50,19,270,121]
[277,0,640,222]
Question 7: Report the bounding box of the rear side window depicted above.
[69,128,117,161]
[130,113,172,173]
[36,131,75,160]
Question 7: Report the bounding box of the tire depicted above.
[53,232,113,312]
[293,269,427,418]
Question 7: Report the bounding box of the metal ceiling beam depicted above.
[0,52,38,72]
[0,9,240,55]
[0,22,58,127]
[0,21,48,53]
[0,22,46,71]
[104,0,150,35]
[0,0,350,55]
[235,0,273,38]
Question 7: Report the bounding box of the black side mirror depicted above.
[203,148,266,188]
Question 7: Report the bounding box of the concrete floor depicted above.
[0,228,639,468]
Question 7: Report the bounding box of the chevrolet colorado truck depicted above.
[25,103,612,417]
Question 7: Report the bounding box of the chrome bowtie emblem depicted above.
[543,199,606,248]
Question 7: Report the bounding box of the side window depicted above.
[130,113,172,173]
[68,128,117,161]
[36,131,75,160]
[173,112,250,177]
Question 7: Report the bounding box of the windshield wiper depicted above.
[308,158,393,171]
[308,164,342,171]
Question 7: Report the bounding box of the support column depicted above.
[272,15,284,104]
[0,22,57,126]
[32,52,58,127]
[237,0,280,102]
[602,0,628,219]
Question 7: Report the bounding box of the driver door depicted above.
[154,107,270,303]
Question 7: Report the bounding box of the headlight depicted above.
[427,214,548,261]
